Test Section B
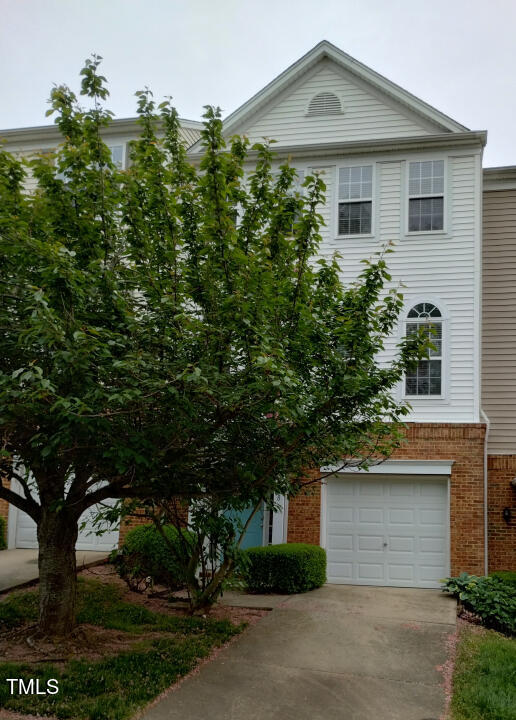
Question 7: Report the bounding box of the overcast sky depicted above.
[2,0,515,167]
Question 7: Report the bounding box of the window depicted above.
[408,160,444,232]
[405,302,442,396]
[55,143,125,181]
[338,165,373,235]
[109,144,124,169]
[307,92,341,116]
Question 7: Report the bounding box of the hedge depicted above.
[244,543,326,594]
[0,516,6,550]
[112,524,194,591]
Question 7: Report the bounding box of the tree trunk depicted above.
[37,509,79,637]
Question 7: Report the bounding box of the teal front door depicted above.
[228,504,264,549]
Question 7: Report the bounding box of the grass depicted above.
[451,625,516,720]
[0,578,242,720]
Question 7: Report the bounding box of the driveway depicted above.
[143,584,456,720]
[0,549,110,592]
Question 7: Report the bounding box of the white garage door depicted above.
[12,477,119,552]
[325,475,449,588]
[15,505,119,551]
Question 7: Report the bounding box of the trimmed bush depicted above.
[442,572,516,636]
[112,524,194,592]
[244,543,326,594]
[0,516,6,550]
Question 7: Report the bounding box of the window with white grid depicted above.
[405,302,442,396]
[408,160,444,232]
[338,165,373,235]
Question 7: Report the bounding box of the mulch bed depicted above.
[0,561,266,667]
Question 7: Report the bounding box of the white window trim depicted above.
[335,162,375,239]
[399,295,450,404]
[405,157,448,236]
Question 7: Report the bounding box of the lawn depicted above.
[0,578,244,720]
[451,624,516,720]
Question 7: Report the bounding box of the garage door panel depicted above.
[359,508,384,523]
[357,535,383,551]
[420,536,446,552]
[388,536,415,552]
[327,533,353,550]
[358,563,385,580]
[359,482,385,496]
[388,508,415,524]
[387,564,415,581]
[389,483,415,496]
[328,562,353,579]
[326,475,449,589]
[328,507,353,522]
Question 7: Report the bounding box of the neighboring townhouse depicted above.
[482,165,516,573]
[0,116,203,552]
[1,41,515,584]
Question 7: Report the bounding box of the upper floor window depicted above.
[408,160,444,232]
[405,302,442,397]
[55,143,125,181]
[109,144,124,169]
[338,165,373,235]
[307,92,342,116]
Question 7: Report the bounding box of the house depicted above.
[1,41,515,586]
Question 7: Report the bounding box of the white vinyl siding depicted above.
[482,189,516,453]
[311,152,479,423]
[244,60,437,146]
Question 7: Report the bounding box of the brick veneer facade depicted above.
[487,455,516,572]
[288,423,487,576]
[117,499,189,547]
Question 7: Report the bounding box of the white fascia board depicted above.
[188,131,487,165]
[320,459,455,475]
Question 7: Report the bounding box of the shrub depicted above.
[111,524,195,592]
[490,570,516,589]
[0,516,6,550]
[442,572,516,635]
[244,543,326,594]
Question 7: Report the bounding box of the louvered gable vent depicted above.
[307,91,342,116]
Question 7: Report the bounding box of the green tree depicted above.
[0,57,426,636]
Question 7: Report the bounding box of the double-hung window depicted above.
[338,165,373,235]
[405,302,443,397]
[408,160,444,232]
[109,144,124,169]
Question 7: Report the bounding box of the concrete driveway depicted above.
[144,584,456,720]
[0,549,109,592]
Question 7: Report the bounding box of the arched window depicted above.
[405,303,442,396]
[307,92,342,116]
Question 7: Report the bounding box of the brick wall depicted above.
[286,423,486,576]
[287,469,321,545]
[487,455,516,572]
[117,500,189,547]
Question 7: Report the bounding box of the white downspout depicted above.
[480,408,490,575]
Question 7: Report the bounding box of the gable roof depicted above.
[220,40,469,140]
